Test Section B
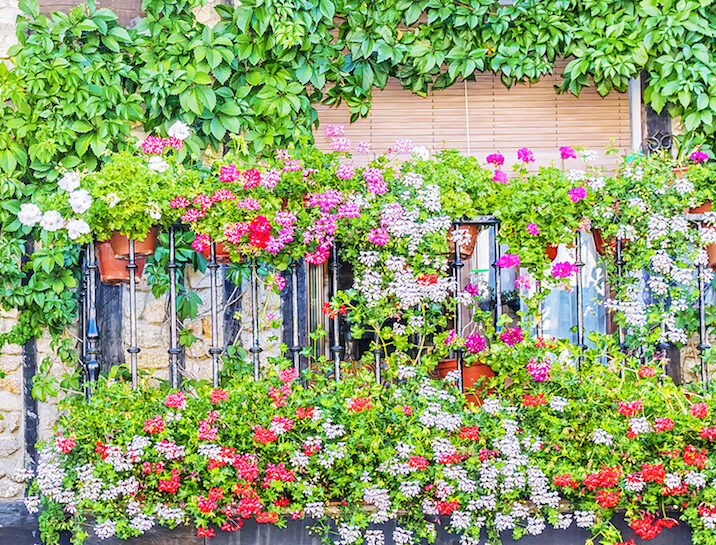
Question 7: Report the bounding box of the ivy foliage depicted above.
[2,0,715,173]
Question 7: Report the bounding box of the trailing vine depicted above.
[0,0,714,398]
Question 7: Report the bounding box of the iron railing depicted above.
[78,214,714,395]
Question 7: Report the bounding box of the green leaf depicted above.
[193,71,213,85]
[18,0,39,18]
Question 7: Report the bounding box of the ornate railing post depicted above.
[696,220,711,386]
[168,226,181,388]
[330,246,343,381]
[289,260,301,374]
[85,242,100,393]
[208,242,221,387]
[575,231,585,368]
[452,221,464,392]
[492,219,502,329]
[249,259,262,381]
[615,237,626,352]
[127,239,139,388]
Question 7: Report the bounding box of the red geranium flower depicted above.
[596,489,621,508]
[253,426,277,445]
[348,396,372,413]
[691,403,709,418]
[142,415,166,434]
[458,425,480,441]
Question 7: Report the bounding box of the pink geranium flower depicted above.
[486,153,505,166]
[526,223,539,235]
[517,147,535,163]
[568,186,587,202]
[493,170,508,184]
[367,228,390,246]
[689,151,709,163]
[496,253,520,268]
[559,146,577,160]
[500,326,524,346]
[551,261,579,278]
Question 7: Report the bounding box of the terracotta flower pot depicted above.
[672,166,690,178]
[448,224,480,259]
[96,240,146,285]
[200,241,233,264]
[109,227,158,258]
[434,358,495,406]
[690,202,716,269]
[545,244,558,261]
[591,228,618,257]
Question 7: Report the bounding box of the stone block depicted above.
[0,354,21,372]
[0,477,22,499]
[0,411,20,434]
[0,435,20,457]
[0,391,21,412]
[0,376,19,395]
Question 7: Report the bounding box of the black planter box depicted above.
[0,502,692,545]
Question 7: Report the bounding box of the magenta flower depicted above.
[324,124,345,137]
[191,233,210,252]
[464,283,480,297]
[486,153,505,166]
[500,326,524,347]
[514,275,530,290]
[559,146,577,160]
[141,135,165,155]
[517,148,535,163]
[526,359,551,382]
[496,253,520,268]
[444,329,457,345]
[689,151,709,163]
[336,164,355,180]
[367,228,390,246]
[364,168,387,194]
[466,333,487,354]
[356,141,371,153]
[568,186,587,202]
[331,137,351,152]
[220,164,239,183]
[169,196,190,209]
[551,261,579,278]
[526,223,539,235]
[493,170,508,184]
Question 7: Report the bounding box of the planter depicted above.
[434,358,495,405]
[690,202,716,269]
[200,241,233,264]
[109,227,158,258]
[96,240,146,285]
[672,165,690,178]
[545,244,558,261]
[448,224,480,259]
[591,228,617,257]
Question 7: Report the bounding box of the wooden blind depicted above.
[314,61,630,168]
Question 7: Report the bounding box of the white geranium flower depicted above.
[66,219,90,240]
[69,189,92,214]
[18,203,43,227]
[39,210,64,232]
[412,146,430,160]
[581,149,599,162]
[167,121,191,141]
[57,171,81,192]
[146,202,162,221]
[102,193,120,208]
[148,156,169,173]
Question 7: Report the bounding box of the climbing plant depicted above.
[0,0,714,397]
